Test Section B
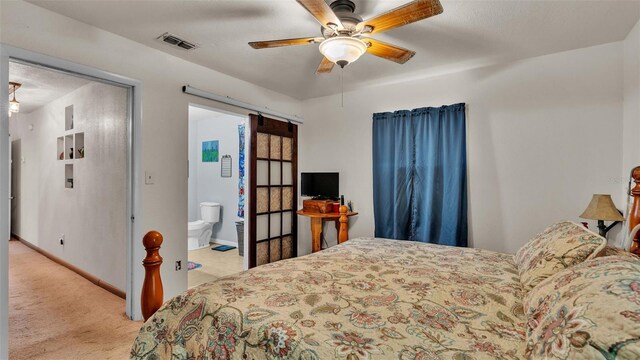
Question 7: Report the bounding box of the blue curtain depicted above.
[372,103,467,246]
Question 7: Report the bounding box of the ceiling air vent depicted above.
[156,32,199,51]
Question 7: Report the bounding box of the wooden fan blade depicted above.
[363,38,416,64]
[249,37,323,49]
[316,57,335,74]
[357,0,443,35]
[296,0,343,29]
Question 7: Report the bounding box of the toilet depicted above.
[188,202,220,251]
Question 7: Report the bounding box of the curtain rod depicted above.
[182,85,304,124]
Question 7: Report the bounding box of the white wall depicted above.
[299,42,624,255]
[9,81,128,291]
[0,0,302,321]
[621,19,640,248]
[189,106,244,244]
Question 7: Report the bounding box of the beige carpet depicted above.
[188,245,243,288]
[8,240,142,360]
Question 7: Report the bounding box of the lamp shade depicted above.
[579,194,624,221]
[319,37,367,67]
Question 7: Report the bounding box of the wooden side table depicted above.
[297,205,358,253]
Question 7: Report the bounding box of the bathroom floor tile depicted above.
[187,244,243,288]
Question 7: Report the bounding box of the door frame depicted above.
[0,44,144,356]
[187,103,251,272]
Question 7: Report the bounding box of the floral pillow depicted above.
[596,245,638,259]
[515,221,606,290]
[523,256,640,359]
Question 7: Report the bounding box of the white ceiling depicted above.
[27,0,640,100]
[9,62,91,113]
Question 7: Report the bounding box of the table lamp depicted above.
[579,194,624,237]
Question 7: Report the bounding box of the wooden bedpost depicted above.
[338,205,349,244]
[629,167,640,256]
[142,231,164,321]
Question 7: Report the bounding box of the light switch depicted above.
[145,171,155,185]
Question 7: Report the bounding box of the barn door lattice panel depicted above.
[249,115,297,268]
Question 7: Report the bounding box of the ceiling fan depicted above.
[248,0,443,74]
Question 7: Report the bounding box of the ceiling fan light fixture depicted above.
[319,36,367,68]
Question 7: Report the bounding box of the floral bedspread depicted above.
[130,238,527,359]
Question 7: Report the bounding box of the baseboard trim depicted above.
[211,239,238,247]
[11,234,126,300]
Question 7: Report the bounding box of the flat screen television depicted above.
[301,172,339,200]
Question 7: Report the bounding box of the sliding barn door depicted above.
[249,114,297,268]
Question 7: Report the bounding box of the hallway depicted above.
[8,240,141,359]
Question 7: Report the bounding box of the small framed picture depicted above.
[202,140,219,162]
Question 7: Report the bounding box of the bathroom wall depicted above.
[189,106,245,245]
[9,81,128,291]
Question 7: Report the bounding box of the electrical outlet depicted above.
[59,234,64,245]
[175,261,181,271]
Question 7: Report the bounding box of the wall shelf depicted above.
[57,137,64,160]
[65,164,74,189]
[65,105,74,131]
[59,104,85,188]
[65,134,74,160]
[75,132,84,159]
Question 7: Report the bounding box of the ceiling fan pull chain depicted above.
[341,67,344,108]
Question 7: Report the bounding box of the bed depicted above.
[130,168,640,359]
[132,238,528,359]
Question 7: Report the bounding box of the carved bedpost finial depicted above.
[632,167,640,192]
[142,231,164,321]
[339,205,349,244]
[630,167,640,256]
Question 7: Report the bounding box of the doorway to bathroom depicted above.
[188,105,245,288]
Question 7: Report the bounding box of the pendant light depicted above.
[9,82,21,113]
